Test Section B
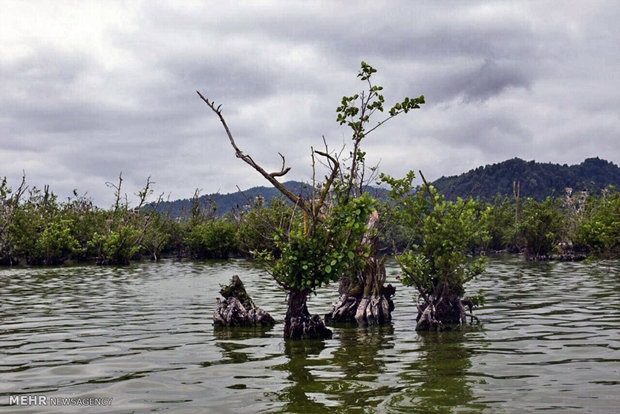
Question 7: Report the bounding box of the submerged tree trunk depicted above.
[285,289,332,339]
[325,211,395,325]
[415,288,479,331]
[214,275,275,327]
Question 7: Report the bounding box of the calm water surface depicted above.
[1,256,618,413]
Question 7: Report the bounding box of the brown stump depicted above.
[213,275,275,327]
[325,211,395,326]
[415,291,479,331]
[284,289,332,340]
[325,258,395,325]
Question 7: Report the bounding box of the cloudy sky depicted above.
[1,1,618,206]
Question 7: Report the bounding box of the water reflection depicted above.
[333,325,398,411]
[391,330,488,413]
[1,257,618,412]
[271,339,329,413]
[336,325,394,380]
[213,327,274,365]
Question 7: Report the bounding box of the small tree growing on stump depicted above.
[383,171,487,331]
[198,62,424,337]
[324,62,424,325]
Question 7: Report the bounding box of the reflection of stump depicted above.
[213,275,275,327]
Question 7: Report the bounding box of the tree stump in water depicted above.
[285,289,332,339]
[213,275,275,327]
[415,292,479,331]
[325,211,395,325]
[325,261,395,325]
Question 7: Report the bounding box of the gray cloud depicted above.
[0,1,618,205]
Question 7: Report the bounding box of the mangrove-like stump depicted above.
[285,289,332,340]
[214,275,275,327]
[415,292,479,331]
[325,211,395,325]
[325,270,395,325]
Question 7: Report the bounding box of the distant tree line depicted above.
[152,157,620,218]
[432,157,620,201]
[0,174,617,267]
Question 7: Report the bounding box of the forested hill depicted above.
[156,181,389,218]
[156,157,619,217]
[431,157,620,201]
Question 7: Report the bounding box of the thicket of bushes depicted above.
[0,175,617,266]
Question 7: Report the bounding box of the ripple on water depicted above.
[0,257,619,413]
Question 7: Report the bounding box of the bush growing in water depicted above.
[383,171,486,330]
[574,188,619,258]
[236,198,293,257]
[519,197,565,259]
[0,177,617,266]
[185,219,238,259]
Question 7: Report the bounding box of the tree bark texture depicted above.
[325,211,395,325]
[284,289,332,340]
[214,275,275,327]
[415,292,479,331]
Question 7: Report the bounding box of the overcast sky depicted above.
[1,1,619,206]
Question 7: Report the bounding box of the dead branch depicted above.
[313,150,340,213]
[418,170,435,207]
[270,153,291,177]
[197,91,311,215]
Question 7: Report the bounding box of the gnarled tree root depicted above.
[415,294,480,331]
[325,282,395,325]
[285,289,332,340]
[325,256,396,326]
[214,275,275,327]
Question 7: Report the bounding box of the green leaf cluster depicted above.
[383,172,487,299]
[574,188,619,257]
[184,219,237,259]
[519,197,565,258]
[257,193,376,292]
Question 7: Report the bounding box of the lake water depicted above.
[1,256,618,413]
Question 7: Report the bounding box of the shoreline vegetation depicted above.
[0,174,617,268]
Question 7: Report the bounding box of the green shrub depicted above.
[185,219,238,259]
[519,197,564,258]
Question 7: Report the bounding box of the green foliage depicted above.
[574,188,619,257]
[333,62,424,201]
[89,226,143,265]
[257,193,375,292]
[237,198,294,256]
[8,186,83,265]
[478,196,516,251]
[382,172,486,299]
[141,212,174,260]
[519,197,565,258]
[33,219,82,265]
[185,219,238,259]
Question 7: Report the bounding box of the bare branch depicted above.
[235,185,254,207]
[418,170,436,207]
[313,150,340,212]
[269,153,292,177]
[394,252,431,304]
[197,90,311,215]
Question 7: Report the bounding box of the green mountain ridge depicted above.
[155,157,619,217]
[432,157,619,201]
[156,182,389,218]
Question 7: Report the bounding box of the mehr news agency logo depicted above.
[9,394,113,407]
